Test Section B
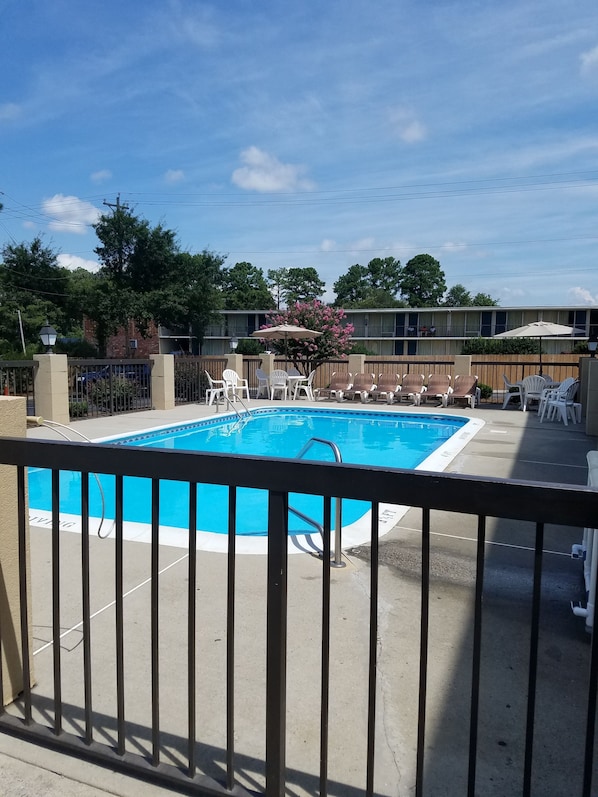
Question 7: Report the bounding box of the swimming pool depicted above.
[28,407,484,553]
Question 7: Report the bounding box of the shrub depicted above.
[90,377,135,411]
[69,400,89,418]
[478,383,493,400]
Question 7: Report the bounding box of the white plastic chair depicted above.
[545,380,580,426]
[520,375,547,412]
[293,370,316,400]
[204,370,226,406]
[255,368,270,399]
[269,369,289,400]
[222,368,250,401]
[502,374,523,409]
[539,377,576,422]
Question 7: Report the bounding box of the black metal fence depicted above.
[68,359,152,418]
[0,437,597,796]
[0,360,37,414]
[174,357,228,404]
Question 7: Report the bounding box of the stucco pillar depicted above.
[584,358,598,436]
[259,353,276,378]
[453,355,472,379]
[0,396,35,704]
[348,354,365,376]
[226,353,244,374]
[33,353,69,425]
[150,355,175,410]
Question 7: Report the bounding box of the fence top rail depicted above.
[0,360,38,368]
[4,436,598,529]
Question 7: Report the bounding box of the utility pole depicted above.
[102,193,129,214]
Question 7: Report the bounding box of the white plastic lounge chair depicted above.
[222,368,250,401]
[204,370,226,406]
[344,373,377,403]
[449,375,478,409]
[370,373,401,404]
[421,374,452,407]
[269,369,289,400]
[520,375,547,412]
[314,372,352,402]
[293,370,316,400]
[502,374,523,409]
[255,368,271,399]
[398,373,425,405]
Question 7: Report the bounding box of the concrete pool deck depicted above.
[3,397,597,796]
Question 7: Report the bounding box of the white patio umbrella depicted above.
[251,324,322,356]
[494,321,584,376]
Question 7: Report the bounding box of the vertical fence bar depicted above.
[151,479,160,767]
[366,502,380,797]
[415,507,431,797]
[265,489,288,797]
[226,486,237,791]
[17,466,32,723]
[187,482,197,778]
[115,474,126,756]
[51,469,62,735]
[467,515,486,797]
[582,605,598,797]
[81,472,93,745]
[319,497,332,797]
[522,522,544,797]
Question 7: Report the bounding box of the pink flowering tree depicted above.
[259,300,354,374]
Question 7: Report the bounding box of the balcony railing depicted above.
[1,437,597,795]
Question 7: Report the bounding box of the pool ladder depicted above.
[292,437,345,568]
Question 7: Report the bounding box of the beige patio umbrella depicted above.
[494,320,584,376]
[251,323,322,357]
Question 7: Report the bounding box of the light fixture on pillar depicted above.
[589,332,598,358]
[230,336,239,351]
[39,320,57,354]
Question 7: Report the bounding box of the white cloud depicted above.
[232,146,315,192]
[0,103,21,122]
[441,241,468,252]
[580,44,598,76]
[164,169,185,184]
[320,239,336,251]
[57,253,100,272]
[389,108,427,143]
[90,169,112,183]
[42,194,101,233]
[568,286,598,304]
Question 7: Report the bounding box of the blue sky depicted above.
[1,0,597,307]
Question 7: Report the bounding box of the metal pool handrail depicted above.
[295,437,345,568]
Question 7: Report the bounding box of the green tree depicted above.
[334,258,403,307]
[0,237,72,350]
[221,262,275,309]
[267,267,289,309]
[259,300,354,374]
[471,292,498,306]
[282,267,325,305]
[400,254,446,306]
[93,208,224,353]
[443,284,472,307]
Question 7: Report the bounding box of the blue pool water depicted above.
[29,408,469,536]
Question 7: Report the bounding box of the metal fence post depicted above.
[265,490,288,797]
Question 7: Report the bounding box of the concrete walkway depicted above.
[3,397,596,796]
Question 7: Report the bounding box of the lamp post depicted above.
[589,333,598,358]
[230,336,238,352]
[39,320,57,354]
